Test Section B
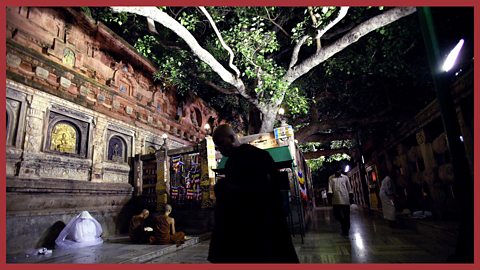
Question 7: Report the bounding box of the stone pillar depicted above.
[90,116,108,182]
[155,149,169,210]
[135,130,145,156]
[18,95,48,178]
[456,109,474,175]
[199,138,215,208]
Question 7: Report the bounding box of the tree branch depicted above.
[308,7,322,52]
[264,7,290,38]
[295,116,394,142]
[315,7,349,40]
[199,6,241,78]
[303,148,352,159]
[146,17,159,34]
[110,6,260,108]
[288,35,309,69]
[298,131,355,144]
[284,7,416,84]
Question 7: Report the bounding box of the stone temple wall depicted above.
[6,7,219,253]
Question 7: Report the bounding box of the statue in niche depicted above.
[190,109,198,127]
[108,137,124,163]
[111,143,122,162]
[147,146,156,154]
[63,48,75,68]
[50,123,76,154]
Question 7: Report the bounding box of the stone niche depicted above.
[145,135,165,154]
[18,103,93,181]
[103,124,134,184]
[6,87,27,176]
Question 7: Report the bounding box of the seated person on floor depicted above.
[55,211,103,249]
[150,204,186,245]
[128,209,153,243]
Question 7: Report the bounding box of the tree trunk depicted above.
[248,106,262,134]
[259,108,278,133]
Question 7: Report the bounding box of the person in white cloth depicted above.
[55,211,103,249]
[379,170,397,227]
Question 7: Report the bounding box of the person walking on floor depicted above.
[328,168,353,236]
[208,124,299,263]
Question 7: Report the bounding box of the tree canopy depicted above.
[85,6,416,135]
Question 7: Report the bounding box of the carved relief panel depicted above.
[6,88,27,148]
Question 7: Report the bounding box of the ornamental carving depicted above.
[50,122,77,154]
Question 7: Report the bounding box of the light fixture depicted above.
[161,133,168,148]
[204,123,211,131]
[278,107,285,115]
[344,165,350,173]
[442,39,464,72]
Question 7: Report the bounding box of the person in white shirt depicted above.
[328,168,353,236]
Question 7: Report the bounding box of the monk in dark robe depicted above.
[151,204,186,245]
[208,124,299,263]
[128,209,151,244]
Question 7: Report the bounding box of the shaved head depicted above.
[212,124,240,157]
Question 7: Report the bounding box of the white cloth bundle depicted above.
[55,211,103,249]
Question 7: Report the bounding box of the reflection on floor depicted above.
[148,206,457,263]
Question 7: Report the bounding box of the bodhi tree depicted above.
[100,6,416,133]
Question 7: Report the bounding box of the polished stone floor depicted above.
[148,206,457,263]
[7,206,458,264]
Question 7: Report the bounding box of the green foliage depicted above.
[326,153,351,161]
[330,140,354,149]
[87,6,421,132]
[306,157,326,172]
[298,142,322,152]
[134,35,160,62]
[178,11,201,31]
[283,87,309,116]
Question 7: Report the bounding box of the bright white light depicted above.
[204,123,211,130]
[460,136,464,142]
[278,108,285,115]
[354,233,365,251]
[162,133,168,140]
[344,165,350,173]
[361,155,365,164]
[442,39,464,72]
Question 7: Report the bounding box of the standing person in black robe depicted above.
[208,124,299,263]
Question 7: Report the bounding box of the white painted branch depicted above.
[146,17,159,34]
[284,7,416,84]
[199,6,241,78]
[110,6,260,107]
[315,7,349,39]
[288,35,309,69]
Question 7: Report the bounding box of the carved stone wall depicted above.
[5,6,220,253]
